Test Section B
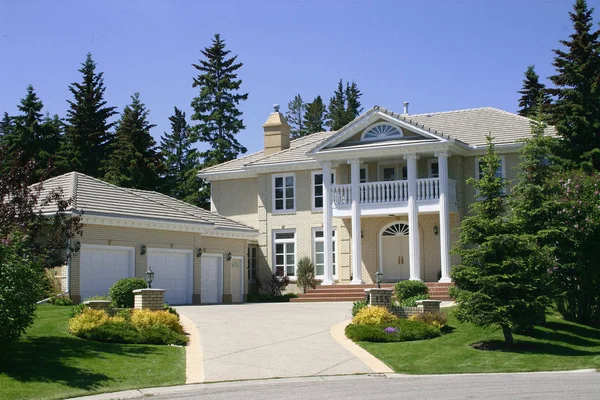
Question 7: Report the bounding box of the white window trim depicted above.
[272,172,296,214]
[311,169,336,211]
[312,227,337,279]
[272,229,297,278]
[360,122,404,142]
[427,159,439,178]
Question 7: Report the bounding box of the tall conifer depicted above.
[305,96,327,134]
[286,94,307,139]
[327,80,346,130]
[517,65,551,117]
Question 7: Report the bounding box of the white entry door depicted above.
[381,235,410,281]
[147,249,192,305]
[231,256,244,303]
[80,245,134,300]
[201,254,222,304]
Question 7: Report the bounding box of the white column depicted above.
[349,159,363,284]
[436,152,452,282]
[321,161,334,285]
[404,154,421,281]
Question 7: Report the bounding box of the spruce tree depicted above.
[547,0,600,170]
[345,81,363,123]
[0,112,13,140]
[451,136,552,345]
[305,95,327,134]
[103,93,162,190]
[517,65,551,117]
[57,53,117,176]
[327,80,346,130]
[159,107,201,203]
[190,33,248,208]
[286,94,307,139]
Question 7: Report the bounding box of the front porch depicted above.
[290,282,454,302]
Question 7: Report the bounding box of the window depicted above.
[360,167,368,183]
[273,173,295,212]
[312,170,335,210]
[248,245,258,281]
[379,164,407,181]
[383,166,396,181]
[361,123,403,141]
[428,160,439,178]
[313,229,336,277]
[273,230,296,277]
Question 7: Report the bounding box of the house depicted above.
[43,172,258,304]
[199,104,556,292]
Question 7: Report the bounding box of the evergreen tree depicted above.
[103,93,162,190]
[451,136,552,345]
[0,112,13,140]
[547,0,600,170]
[517,65,551,117]
[327,79,346,130]
[190,33,248,208]
[305,95,327,134]
[159,107,201,203]
[345,81,363,123]
[57,53,117,177]
[285,94,307,139]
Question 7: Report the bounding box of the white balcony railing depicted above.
[331,178,455,206]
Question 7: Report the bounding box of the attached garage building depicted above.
[44,172,258,305]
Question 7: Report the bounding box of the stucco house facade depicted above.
[200,104,555,290]
[45,172,258,304]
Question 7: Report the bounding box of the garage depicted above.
[147,249,193,305]
[201,254,223,304]
[80,245,134,300]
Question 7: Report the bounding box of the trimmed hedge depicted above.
[345,319,441,342]
[400,293,430,307]
[109,278,148,308]
[394,280,428,302]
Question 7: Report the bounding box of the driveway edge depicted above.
[329,319,394,374]
[179,313,205,384]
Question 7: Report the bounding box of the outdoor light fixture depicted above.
[375,271,383,288]
[226,252,232,261]
[433,225,439,236]
[145,266,154,288]
[196,248,203,258]
[140,244,147,255]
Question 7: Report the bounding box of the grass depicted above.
[359,310,600,374]
[0,305,185,400]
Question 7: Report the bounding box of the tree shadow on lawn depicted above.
[542,321,600,341]
[527,325,600,348]
[471,339,600,356]
[0,335,161,390]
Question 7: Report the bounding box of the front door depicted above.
[380,223,410,281]
[231,256,243,303]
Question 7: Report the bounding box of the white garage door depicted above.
[80,245,134,300]
[201,254,222,304]
[147,249,192,305]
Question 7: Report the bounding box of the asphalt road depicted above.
[124,371,600,400]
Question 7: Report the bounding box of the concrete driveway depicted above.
[176,302,373,382]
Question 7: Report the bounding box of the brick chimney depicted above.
[263,104,291,155]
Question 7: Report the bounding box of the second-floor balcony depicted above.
[331,178,457,217]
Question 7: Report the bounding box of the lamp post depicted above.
[145,266,155,289]
[375,271,383,288]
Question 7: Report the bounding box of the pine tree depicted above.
[305,95,327,134]
[190,33,248,208]
[547,0,600,170]
[285,94,307,139]
[451,136,552,345]
[159,107,201,203]
[517,65,551,117]
[345,81,363,123]
[327,80,346,130]
[103,93,162,190]
[57,53,117,177]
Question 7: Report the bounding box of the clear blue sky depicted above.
[0,0,583,155]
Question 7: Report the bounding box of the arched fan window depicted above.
[382,223,409,236]
[361,123,403,141]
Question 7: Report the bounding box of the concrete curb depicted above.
[329,319,394,374]
[178,313,205,384]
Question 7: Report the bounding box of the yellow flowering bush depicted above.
[131,309,184,334]
[352,306,398,325]
[69,309,119,335]
[409,311,447,329]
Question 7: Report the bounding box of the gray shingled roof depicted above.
[39,172,256,233]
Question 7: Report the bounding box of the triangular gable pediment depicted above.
[309,106,447,154]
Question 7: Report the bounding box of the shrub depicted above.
[84,295,110,301]
[400,293,430,307]
[247,293,297,303]
[137,324,188,346]
[345,319,441,342]
[69,303,89,319]
[53,296,74,306]
[296,257,316,293]
[164,303,179,317]
[68,308,112,336]
[77,320,139,343]
[394,280,428,302]
[114,308,132,321]
[257,271,290,297]
[131,309,185,335]
[352,306,397,325]
[409,311,447,329]
[352,300,368,317]
[109,278,147,308]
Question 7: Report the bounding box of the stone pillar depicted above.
[133,289,165,310]
[322,161,334,285]
[436,152,452,283]
[416,299,442,313]
[83,300,111,311]
[365,288,392,307]
[349,159,363,284]
[404,154,421,281]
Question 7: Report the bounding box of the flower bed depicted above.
[345,319,441,342]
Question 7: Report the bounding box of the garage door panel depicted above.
[80,247,132,300]
[148,250,191,305]
[201,255,221,304]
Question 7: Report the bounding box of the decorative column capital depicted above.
[320,160,332,168]
[434,151,450,158]
[347,159,361,166]
[403,153,420,161]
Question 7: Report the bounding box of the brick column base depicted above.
[133,289,166,310]
[365,288,392,307]
[83,300,111,311]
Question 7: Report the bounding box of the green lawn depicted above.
[359,310,600,374]
[0,305,185,400]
